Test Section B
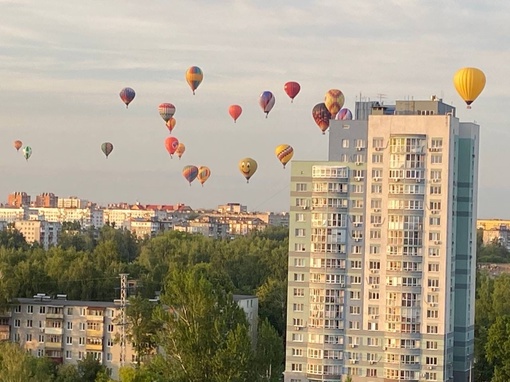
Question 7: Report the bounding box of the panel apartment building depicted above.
[284,98,479,382]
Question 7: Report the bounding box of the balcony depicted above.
[86,342,103,351]
[0,325,9,341]
[86,329,103,337]
[86,314,104,322]
[45,342,63,350]
[47,313,63,320]
[45,327,63,335]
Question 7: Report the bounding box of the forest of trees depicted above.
[0,224,289,381]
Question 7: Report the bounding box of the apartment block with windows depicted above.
[284,98,479,382]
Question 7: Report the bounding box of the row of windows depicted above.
[14,306,116,317]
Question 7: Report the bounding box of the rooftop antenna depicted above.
[377,93,387,104]
[119,273,129,367]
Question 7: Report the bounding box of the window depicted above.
[350,291,361,300]
[66,351,72,359]
[107,353,112,361]
[431,154,442,164]
[370,230,381,239]
[107,338,114,347]
[426,341,438,349]
[14,319,20,327]
[373,138,384,149]
[372,168,383,179]
[430,169,442,180]
[368,292,379,300]
[107,324,114,333]
[428,263,439,272]
[291,363,303,372]
[352,184,364,193]
[372,153,383,163]
[350,306,361,315]
[293,288,304,297]
[67,322,73,330]
[294,258,305,267]
[293,303,304,312]
[67,307,73,316]
[38,334,44,343]
[296,183,307,192]
[293,318,304,327]
[429,248,440,257]
[26,333,32,342]
[430,217,440,226]
[79,337,85,345]
[39,306,46,314]
[355,139,365,149]
[295,213,305,222]
[430,185,441,194]
[431,138,443,150]
[26,319,33,328]
[294,229,305,237]
[293,273,305,282]
[78,351,83,360]
[371,184,382,194]
[294,244,306,252]
[342,139,350,148]
[427,309,439,319]
[79,322,86,331]
[14,305,21,313]
[27,305,33,314]
[349,321,361,330]
[66,336,73,345]
[427,325,439,334]
[292,333,303,342]
[428,278,439,287]
[351,260,362,269]
[295,198,307,207]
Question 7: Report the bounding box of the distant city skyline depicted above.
[1,1,509,216]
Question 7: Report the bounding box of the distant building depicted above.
[477,219,510,231]
[218,203,247,214]
[127,218,163,238]
[35,193,58,208]
[477,263,510,277]
[173,216,229,239]
[57,197,88,209]
[7,192,30,207]
[233,295,259,343]
[14,220,61,249]
[482,226,510,250]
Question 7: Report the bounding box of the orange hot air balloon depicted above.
[166,117,176,134]
[165,136,179,158]
[197,166,211,186]
[13,140,22,151]
[229,105,243,123]
[176,143,186,159]
[324,89,345,116]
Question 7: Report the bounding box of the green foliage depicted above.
[77,354,107,382]
[55,364,80,382]
[0,341,55,382]
[257,278,287,336]
[0,227,29,251]
[486,316,510,381]
[255,318,284,381]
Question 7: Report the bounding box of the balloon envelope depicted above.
[284,81,301,102]
[165,137,179,157]
[259,91,275,117]
[22,146,32,161]
[14,140,22,151]
[312,103,332,134]
[119,87,135,108]
[335,108,353,120]
[186,66,203,95]
[197,166,211,186]
[238,157,258,183]
[324,89,345,116]
[166,117,176,134]
[453,67,486,108]
[229,105,243,123]
[176,143,186,159]
[182,165,199,185]
[159,103,176,122]
[101,142,114,158]
[275,144,294,168]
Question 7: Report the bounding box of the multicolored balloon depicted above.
[182,165,199,185]
[229,105,243,123]
[175,143,186,159]
[22,146,32,161]
[259,91,275,118]
[13,140,22,151]
[166,117,176,134]
[312,103,332,135]
[238,158,258,183]
[185,66,203,95]
[159,103,176,122]
[275,144,294,169]
[197,166,211,186]
[284,81,301,103]
[165,136,179,158]
[335,108,353,120]
[101,142,114,159]
[453,67,486,109]
[119,87,136,108]
[324,89,345,116]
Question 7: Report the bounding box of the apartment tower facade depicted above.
[284,98,478,382]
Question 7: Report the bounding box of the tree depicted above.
[123,295,160,366]
[257,278,287,336]
[255,318,284,382]
[0,341,55,382]
[156,267,254,381]
[486,316,510,381]
[77,354,107,382]
[474,271,495,381]
[55,364,80,382]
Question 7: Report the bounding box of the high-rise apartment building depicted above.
[35,193,58,208]
[284,98,478,382]
[7,191,31,207]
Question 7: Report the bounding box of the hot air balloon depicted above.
[182,165,199,185]
[165,136,179,158]
[229,105,243,123]
[13,140,22,151]
[453,67,486,109]
[324,89,345,116]
[239,158,258,183]
[284,81,301,103]
[186,66,203,95]
[166,117,176,134]
[176,143,186,159]
[312,103,332,134]
[119,87,136,108]
[197,166,211,186]
[159,103,176,122]
[101,142,114,159]
[275,144,294,169]
[335,108,353,120]
[22,146,32,161]
[259,91,275,118]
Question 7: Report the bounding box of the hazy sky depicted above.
[0,1,509,216]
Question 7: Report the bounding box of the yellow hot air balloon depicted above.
[238,158,258,183]
[453,67,486,109]
[197,166,211,186]
[175,143,186,159]
[324,89,345,116]
[275,144,294,169]
[185,66,203,95]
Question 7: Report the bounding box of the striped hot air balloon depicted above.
[101,142,114,158]
[185,66,203,95]
[182,165,199,185]
[324,89,345,116]
[275,144,294,169]
[197,166,211,186]
[259,91,275,118]
[119,87,136,108]
[159,103,176,122]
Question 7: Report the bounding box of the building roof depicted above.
[15,297,119,308]
[233,294,257,301]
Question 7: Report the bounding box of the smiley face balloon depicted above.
[238,158,258,183]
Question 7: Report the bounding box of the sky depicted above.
[0,0,509,216]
